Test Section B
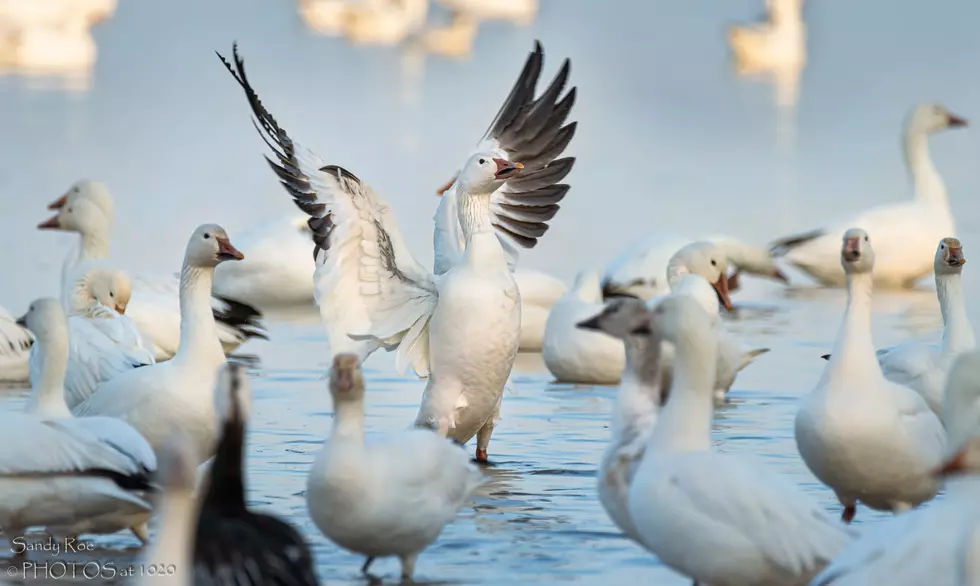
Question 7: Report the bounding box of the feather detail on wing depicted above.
[433,40,577,274]
[218,44,437,375]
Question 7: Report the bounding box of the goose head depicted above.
[667,274,721,325]
[37,192,110,235]
[935,237,966,276]
[907,103,968,136]
[184,224,244,268]
[330,353,365,402]
[570,270,604,303]
[576,297,654,340]
[87,268,132,314]
[840,228,874,273]
[213,363,251,428]
[666,242,733,311]
[456,152,523,196]
[16,298,67,342]
[47,180,113,217]
[709,238,789,284]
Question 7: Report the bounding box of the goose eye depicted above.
[942,244,946,249]
[204,233,211,240]
[479,158,485,165]
[109,292,114,298]
[864,236,869,242]
[67,207,72,213]
[710,259,717,267]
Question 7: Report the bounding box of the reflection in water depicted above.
[0,0,116,92]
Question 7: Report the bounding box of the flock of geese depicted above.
[0,12,976,586]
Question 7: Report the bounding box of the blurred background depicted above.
[1,0,978,311]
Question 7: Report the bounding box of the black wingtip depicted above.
[821,354,830,361]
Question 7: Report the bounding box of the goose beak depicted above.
[14,314,27,328]
[37,214,61,229]
[216,237,244,261]
[772,268,790,283]
[713,274,734,312]
[935,449,967,477]
[948,247,966,267]
[948,113,969,128]
[493,158,523,179]
[114,303,127,315]
[48,193,69,210]
[576,315,604,332]
[436,172,459,196]
[843,237,861,262]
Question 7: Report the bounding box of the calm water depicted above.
[2,0,980,583]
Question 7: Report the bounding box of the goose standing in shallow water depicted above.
[73,225,246,463]
[808,349,980,586]
[627,295,853,586]
[771,104,967,288]
[195,364,318,585]
[6,298,155,545]
[219,40,576,462]
[795,229,945,523]
[39,180,267,360]
[0,304,32,382]
[575,298,662,544]
[306,355,483,581]
[37,266,154,408]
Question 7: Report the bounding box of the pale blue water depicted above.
[1,0,979,583]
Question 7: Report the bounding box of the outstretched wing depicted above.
[433,41,577,274]
[218,44,437,375]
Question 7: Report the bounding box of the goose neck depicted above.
[822,272,881,388]
[27,330,71,419]
[201,418,246,513]
[612,335,662,444]
[172,265,223,367]
[146,492,195,578]
[937,273,975,354]
[649,330,716,452]
[331,399,365,440]
[904,128,948,208]
[78,227,111,261]
[457,191,494,238]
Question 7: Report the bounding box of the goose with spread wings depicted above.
[218,41,576,462]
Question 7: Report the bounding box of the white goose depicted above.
[602,233,788,301]
[40,180,267,360]
[627,295,854,586]
[771,104,967,288]
[219,41,576,461]
[795,228,945,523]
[808,349,980,586]
[866,237,973,415]
[138,435,196,586]
[574,298,663,544]
[307,354,483,581]
[73,225,245,463]
[514,268,566,351]
[542,270,625,384]
[342,0,428,46]
[436,0,537,25]
[212,214,317,309]
[0,303,32,382]
[34,266,154,409]
[727,0,806,74]
[9,298,155,544]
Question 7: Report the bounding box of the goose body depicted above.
[809,351,980,586]
[72,225,245,463]
[219,41,576,461]
[602,233,787,301]
[39,180,266,360]
[772,104,967,288]
[795,229,945,523]
[342,0,428,46]
[8,298,155,543]
[0,303,32,382]
[514,268,566,351]
[195,365,319,585]
[436,0,536,25]
[627,295,853,585]
[307,355,483,580]
[727,0,806,73]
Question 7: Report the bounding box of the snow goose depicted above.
[772,104,967,288]
[727,0,806,73]
[543,270,625,384]
[218,40,576,461]
[138,435,197,586]
[808,349,980,586]
[212,215,316,309]
[17,297,156,542]
[0,303,32,382]
[37,266,154,409]
[823,237,974,415]
[602,234,787,301]
[575,298,662,543]
[73,225,245,463]
[194,364,318,584]
[40,180,267,360]
[627,295,854,586]
[307,354,483,580]
[341,0,427,46]
[795,228,946,523]
[514,268,566,351]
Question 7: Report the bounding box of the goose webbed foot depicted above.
[841,504,857,524]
